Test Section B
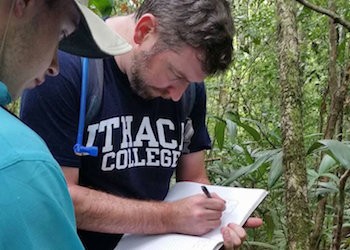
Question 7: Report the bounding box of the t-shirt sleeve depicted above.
[186,83,212,153]
[20,51,82,167]
[0,160,83,249]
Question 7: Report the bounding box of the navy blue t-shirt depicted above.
[21,51,211,250]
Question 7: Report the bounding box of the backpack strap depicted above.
[182,82,197,153]
[73,57,104,157]
[86,58,104,124]
[182,82,196,118]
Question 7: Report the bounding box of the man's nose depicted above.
[46,52,59,76]
[168,83,189,102]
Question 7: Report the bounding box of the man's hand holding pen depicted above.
[201,185,212,198]
[165,185,262,249]
[167,188,226,236]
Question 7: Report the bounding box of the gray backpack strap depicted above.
[85,58,104,124]
[182,82,197,118]
[182,82,197,153]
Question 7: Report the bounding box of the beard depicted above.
[129,50,158,100]
[129,67,155,100]
[129,42,172,100]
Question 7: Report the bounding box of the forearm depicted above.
[69,184,175,234]
[176,150,210,184]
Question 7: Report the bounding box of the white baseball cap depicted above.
[59,0,131,58]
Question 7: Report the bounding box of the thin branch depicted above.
[295,0,350,31]
[333,169,350,250]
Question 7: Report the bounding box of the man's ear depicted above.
[13,0,30,18]
[133,14,157,45]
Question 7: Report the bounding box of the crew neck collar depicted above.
[0,81,12,106]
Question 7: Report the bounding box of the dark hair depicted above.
[135,0,234,75]
[44,0,58,8]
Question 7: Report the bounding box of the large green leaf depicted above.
[225,118,237,144]
[319,173,339,184]
[243,241,277,249]
[226,112,261,142]
[264,212,275,242]
[306,140,327,155]
[315,181,339,196]
[308,140,350,169]
[214,118,226,150]
[318,154,337,174]
[242,145,254,165]
[223,149,280,185]
[268,150,283,188]
[307,168,319,190]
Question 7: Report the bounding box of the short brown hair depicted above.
[135,0,234,75]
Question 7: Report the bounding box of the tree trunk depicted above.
[276,1,311,249]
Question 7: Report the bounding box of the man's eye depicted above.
[60,31,68,41]
[171,73,183,81]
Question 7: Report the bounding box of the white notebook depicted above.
[115,181,268,250]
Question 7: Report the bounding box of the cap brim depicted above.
[59,1,131,58]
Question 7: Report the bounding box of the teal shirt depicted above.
[0,82,83,249]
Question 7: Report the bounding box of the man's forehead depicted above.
[69,3,81,27]
[57,0,81,26]
[169,47,206,82]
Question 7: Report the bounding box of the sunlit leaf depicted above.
[214,118,226,150]
[223,151,274,185]
[315,186,338,196]
[309,140,350,169]
[243,145,254,164]
[307,140,327,155]
[89,0,114,18]
[226,111,261,141]
[318,154,337,174]
[319,173,339,184]
[268,150,283,188]
[225,118,237,144]
[226,111,241,123]
[240,123,261,142]
[307,168,319,190]
[317,181,338,194]
[264,212,275,241]
[243,241,277,249]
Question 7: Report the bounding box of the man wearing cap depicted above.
[0,0,130,248]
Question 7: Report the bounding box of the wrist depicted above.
[159,201,177,233]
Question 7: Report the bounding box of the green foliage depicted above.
[89,0,115,17]
[89,0,140,16]
[76,0,350,248]
[205,0,350,248]
[6,100,20,116]
[308,140,350,169]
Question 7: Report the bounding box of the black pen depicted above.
[201,185,212,198]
